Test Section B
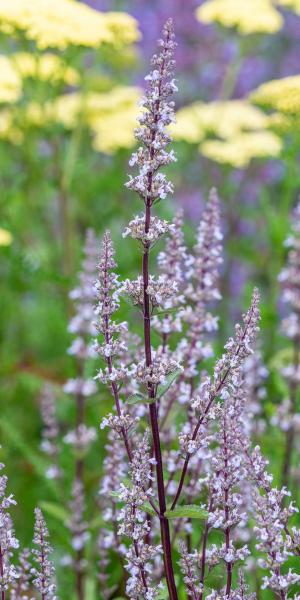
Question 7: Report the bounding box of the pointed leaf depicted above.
[89,514,105,530]
[127,394,155,406]
[157,369,182,399]
[155,307,181,316]
[40,501,69,523]
[165,505,208,520]
[109,490,122,499]
[141,501,157,517]
[85,578,97,600]
[156,585,168,600]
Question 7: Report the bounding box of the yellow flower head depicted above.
[251,75,300,114]
[0,0,140,50]
[89,87,140,153]
[277,0,300,15]
[0,228,13,246]
[173,99,282,167]
[173,100,271,142]
[0,56,21,103]
[24,86,141,154]
[196,0,283,34]
[201,132,282,167]
[0,109,23,143]
[11,52,79,85]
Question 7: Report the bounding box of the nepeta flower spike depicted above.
[118,432,162,600]
[10,548,32,600]
[126,18,179,600]
[243,444,300,598]
[95,231,134,458]
[126,18,177,207]
[63,229,98,599]
[0,462,19,599]
[173,288,260,509]
[31,508,56,600]
[153,209,188,345]
[40,384,61,481]
[178,542,201,600]
[206,384,250,596]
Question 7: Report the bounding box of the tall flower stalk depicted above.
[0,462,19,600]
[125,18,179,599]
[276,201,300,490]
[63,228,98,599]
[172,288,260,510]
[31,508,56,600]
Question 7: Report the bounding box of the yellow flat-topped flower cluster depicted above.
[19,86,141,154]
[277,0,300,15]
[11,53,79,85]
[251,75,300,114]
[173,99,282,167]
[0,56,22,103]
[0,53,79,104]
[201,132,282,167]
[173,100,271,142]
[196,0,283,34]
[0,228,12,245]
[0,0,140,49]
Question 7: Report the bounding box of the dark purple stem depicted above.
[139,25,178,600]
[223,417,232,596]
[143,221,178,600]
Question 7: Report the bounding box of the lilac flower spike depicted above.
[178,542,201,600]
[118,432,162,600]
[243,444,300,598]
[125,19,179,600]
[94,231,128,388]
[178,288,260,460]
[126,18,177,207]
[10,548,31,600]
[0,462,19,596]
[182,188,223,377]
[64,228,98,397]
[32,508,56,600]
[153,209,188,341]
[40,384,61,481]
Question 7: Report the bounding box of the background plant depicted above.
[0,1,300,599]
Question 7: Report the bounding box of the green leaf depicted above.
[157,369,182,399]
[89,514,105,530]
[165,505,208,520]
[85,577,97,600]
[109,490,122,498]
[156,584,168,600]
[141,501,157,517]
[108,491,157,517]
[127,394,155,406]
[40,501,68,523]
[155,307,181,316]
[269,347,293,370]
